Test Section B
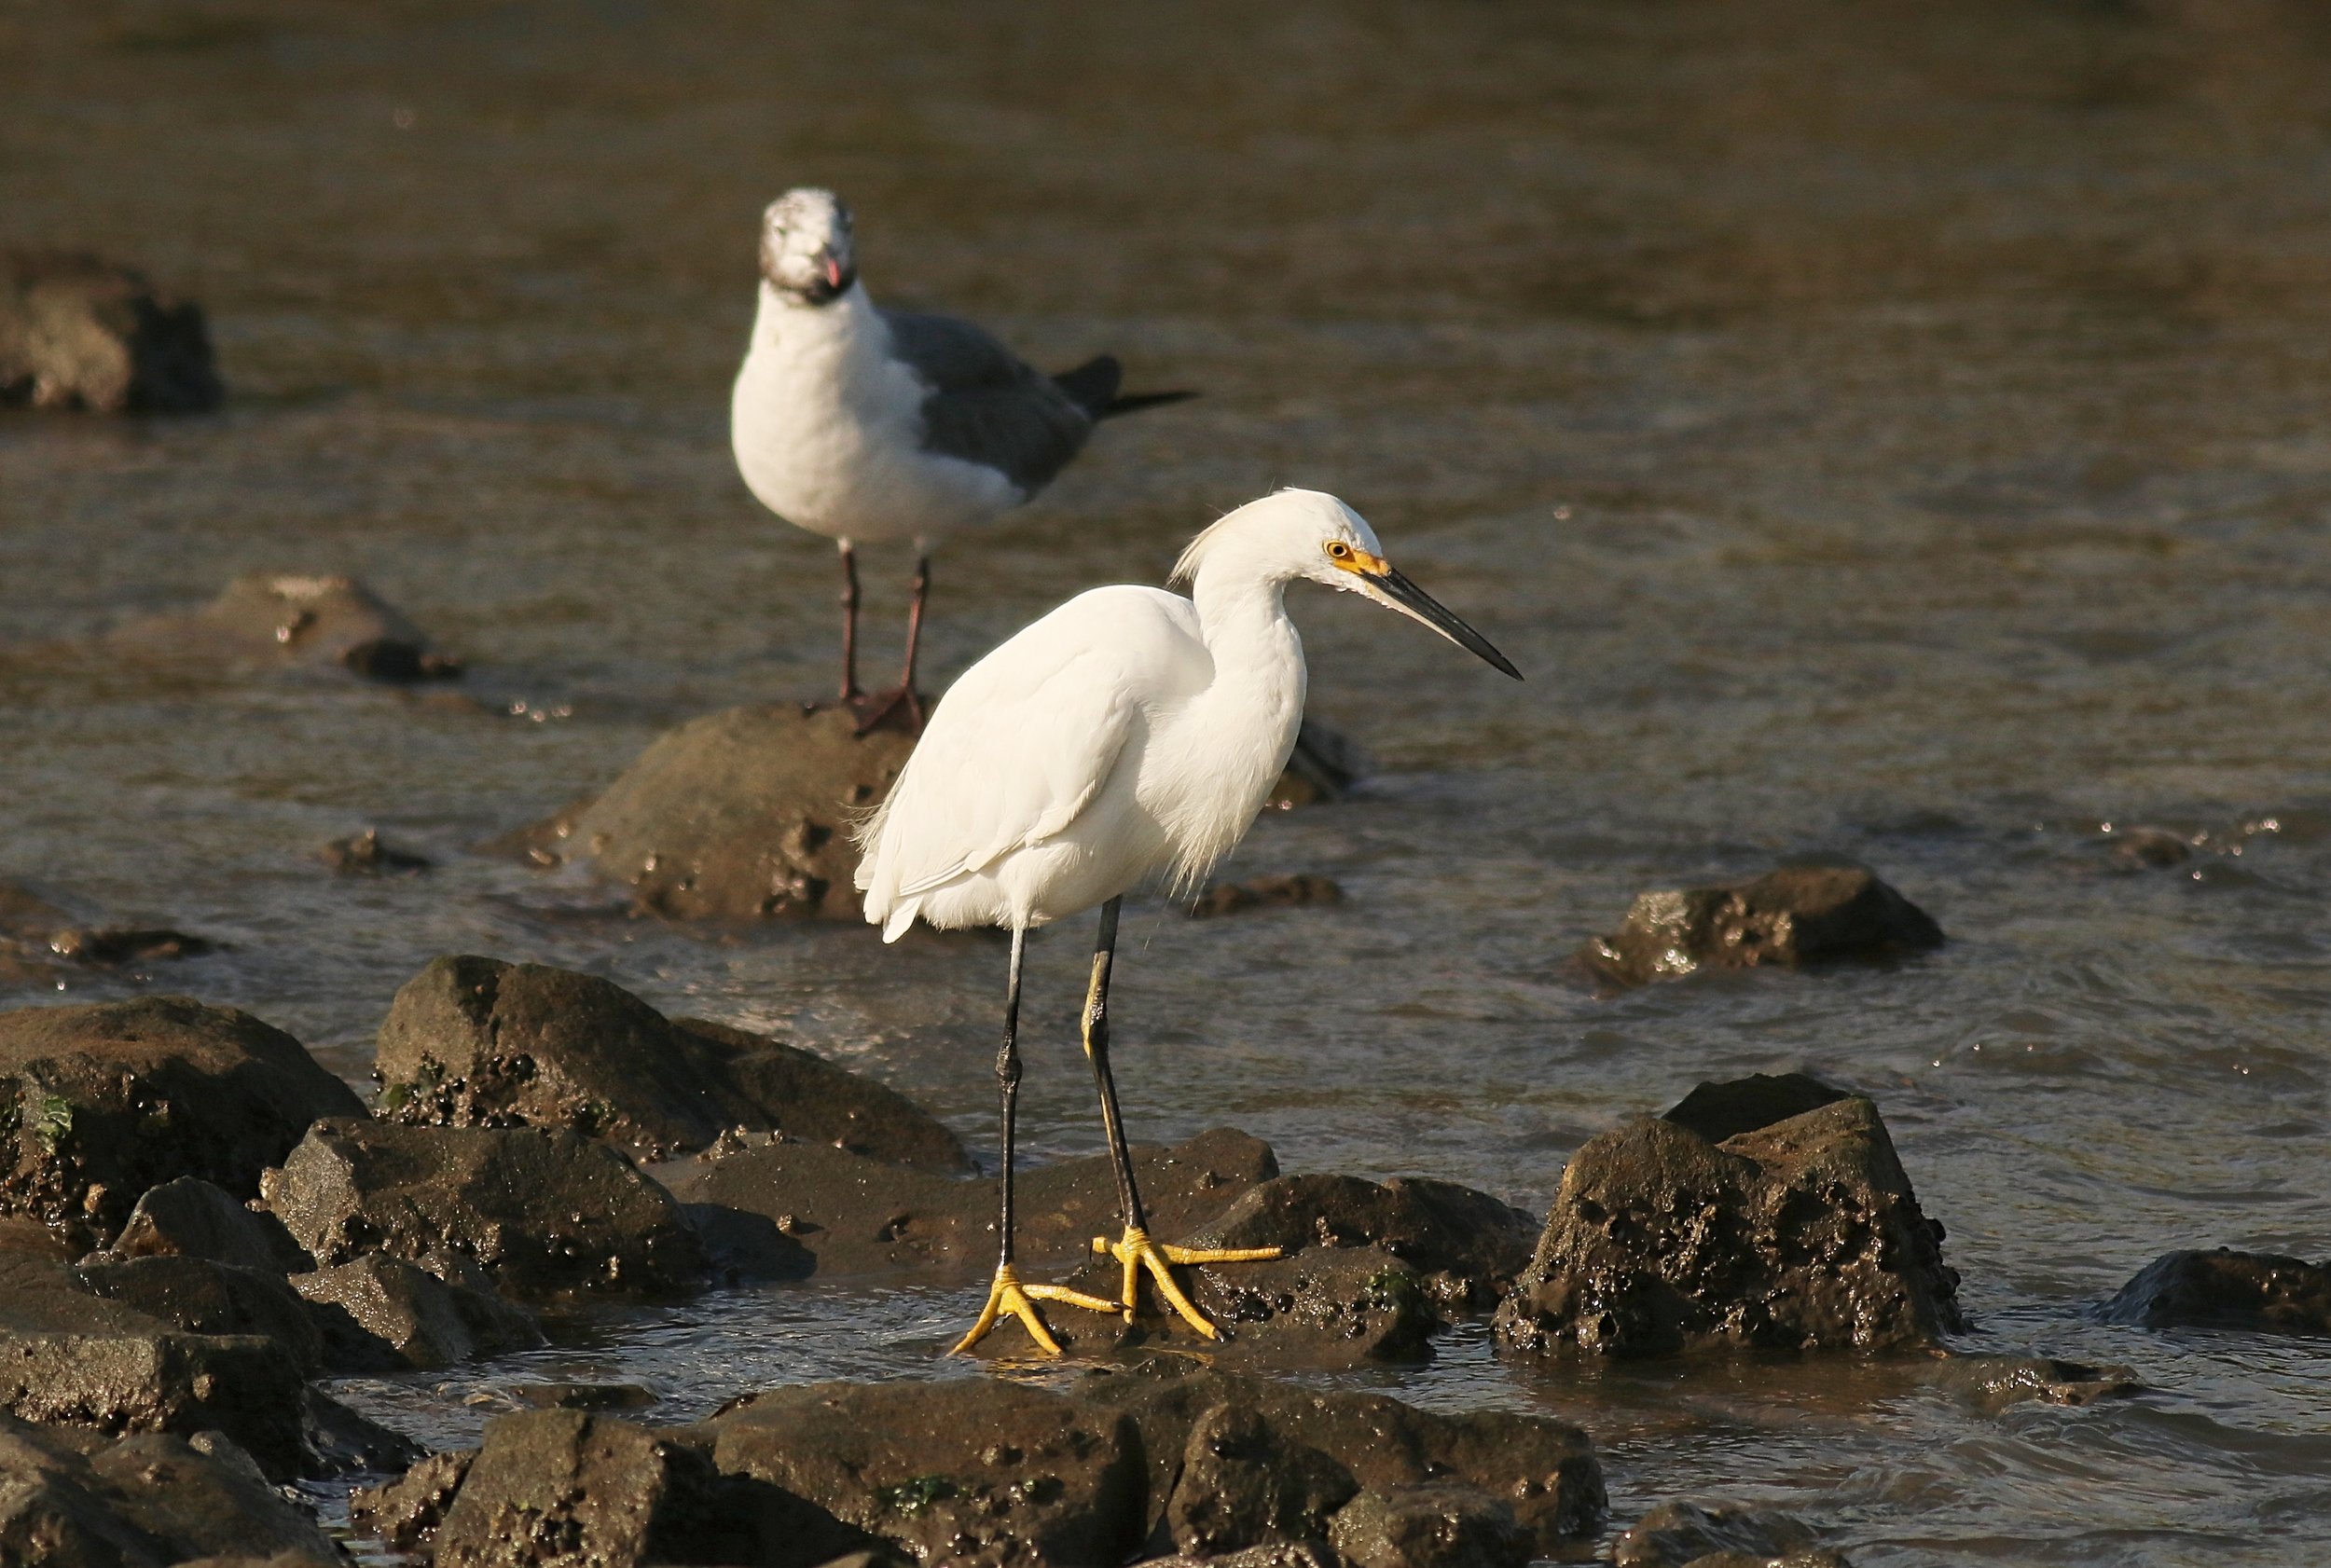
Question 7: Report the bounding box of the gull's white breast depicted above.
[730,285,1022,544]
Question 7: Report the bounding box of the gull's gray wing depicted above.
[878,309,1096,495]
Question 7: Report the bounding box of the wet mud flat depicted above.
[5,3,2331,1566]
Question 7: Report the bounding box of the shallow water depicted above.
[6,3,2331,1563]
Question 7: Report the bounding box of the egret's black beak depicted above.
[1372,567,1523,680]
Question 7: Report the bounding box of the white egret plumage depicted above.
[855,488,1522,1355]
[731,187,1191,734]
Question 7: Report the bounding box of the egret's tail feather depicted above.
[881,902,918,942]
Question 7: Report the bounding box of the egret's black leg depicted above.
[836,539,862,704]
[1082,896,1280,1335]
[951,925,1113,1355]
[1083,898,1149,1235]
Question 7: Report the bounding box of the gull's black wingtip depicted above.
[1054,353,1198,421]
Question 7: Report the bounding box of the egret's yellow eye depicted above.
[1325,541,1352,560]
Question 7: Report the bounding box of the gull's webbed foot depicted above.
[850,683,928,737]
[1091,1225,1284,1340]
[949,1262,1121,1356]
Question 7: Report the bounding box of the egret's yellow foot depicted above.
[1090,1225,1283,1339]
[949,1263,1121,1356]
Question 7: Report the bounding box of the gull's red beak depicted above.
[822,254,846,290]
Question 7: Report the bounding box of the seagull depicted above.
[855,488,1522,1355]
[731,187,1192,734]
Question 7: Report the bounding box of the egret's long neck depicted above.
[1177,557,1307,860]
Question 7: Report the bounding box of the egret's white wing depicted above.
[856,586,1205,923]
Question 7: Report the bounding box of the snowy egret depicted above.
[856,488,1521,1354]
[731,187,1192,733]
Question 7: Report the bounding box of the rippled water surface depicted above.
[6,5,2331,1564]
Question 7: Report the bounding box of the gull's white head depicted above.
[1173,489,1522,678]
[759,187,856,306]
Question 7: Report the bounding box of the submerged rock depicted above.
[260,1118,704,1299]
[292,1254,545,1370]
[2098,1247,2331,1336]
[493,703,914,920]
[0,248,223,414]
[664,1126,1276,1278]
[1925,1353,2142,1410]
[111,572,462,683]
[1189,873,1345,918]
[317,829,433,876]
[1084,1365,1605,1558]
[0,996,366,1252]
[0,880,216,984]
[1581,865,1942,987]
[1494,1077,1962,1356]
[1612,1499,1844,1567]
[374,955,967,1168]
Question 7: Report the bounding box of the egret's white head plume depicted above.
[759,187,856,306]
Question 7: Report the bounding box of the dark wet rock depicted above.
[664,1126,1276,1277]
[0,996,366,1253]
[349,1448,473,1554]
[1189,874,1345,919]
[1183,1172,1537,1310]
[2105,825,2196,869]
[493,703,915,920]
[103,1176,312,1273]
[373,955,966,1168]
[1164,1402,1357,1559]
[1141,1547,1336,1568]
[1926,1353,2142,1410]
[2098,1247,2331,1336]
[680,1200,816,1283]
[1328,1484,1529,1568]
[674,1017,972,1172]
[1612,1500,1840,1568]
[1028,1245,1441,1366]
[291,1254,545,1370]
[1582,865,1943,987]
[0,884,216,986]
[0,1253,308,1478]
[710,1379,1140,1567]
[86,1431,342,1564]
[259,1118,704,1299]
[110,572,460,683]
[45,928,214,965]
[300,1387,424,1477]
[1494,1081,1962,1356]
[1083,1366,1605,1557]
[317,829,432,876]
[1662,1072,1851,1146]
[0,1417,344,1568]
[70,1254,324,1374]
[0,249,222,414]
[1267,718,1368,809]
[431,1409,864,1568]
[509,1382,655,1411]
